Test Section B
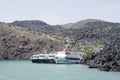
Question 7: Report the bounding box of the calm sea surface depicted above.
[0,60,120,80]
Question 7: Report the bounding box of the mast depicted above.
[63,39,70,52]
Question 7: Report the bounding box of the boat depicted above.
[54,48,81,64]
[30,40,81,64]
[31,49,81,64]
[30,53,56,63]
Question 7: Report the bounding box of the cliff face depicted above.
[0,22,63,60]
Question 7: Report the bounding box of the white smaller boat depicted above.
[54,48,81,64]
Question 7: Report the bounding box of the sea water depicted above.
[0,60,120,80]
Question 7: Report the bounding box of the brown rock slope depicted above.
[0,22,63,60]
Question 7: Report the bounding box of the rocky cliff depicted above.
[82,37,120,71]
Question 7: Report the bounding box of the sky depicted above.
[0,0,120,25]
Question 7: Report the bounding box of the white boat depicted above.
[31,40,81,64]
[54,49,81,64]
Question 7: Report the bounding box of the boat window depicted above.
[55,57,58,59]
[49,56,54,57]
[66,58,80,60]
[65,53,70,55]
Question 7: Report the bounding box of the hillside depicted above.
[10,19,120,47]
[62,19,119,29]
[83,37,120,71]
[10,19,120,50]
[11,19,120,43]
[12,20,49,29]
[11,20,65,36]
[0,22,63,60]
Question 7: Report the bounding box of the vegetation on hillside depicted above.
[0,23,63,60]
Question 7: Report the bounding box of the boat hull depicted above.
[31,59,56,63]
[54,58,80,64]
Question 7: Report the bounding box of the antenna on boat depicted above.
[63,39,70,52]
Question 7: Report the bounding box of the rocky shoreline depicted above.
[81,37,120,72]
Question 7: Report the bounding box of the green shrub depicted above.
[82,45,94,58]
